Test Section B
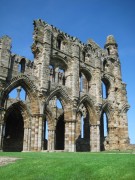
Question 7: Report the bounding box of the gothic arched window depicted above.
[82,51,86,62]
[18,59,25,73]
[56,35,64,50]
[103,60,107,71]
[102,78,110,99]
[79,71,91,93]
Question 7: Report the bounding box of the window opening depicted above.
[9,87,26,101]
[43,119,48,150]
[45,120,48,140]
[107,48,110,55]
[103,60,107,71]
[102,81,107,99]
[18,59,25,73]
[103,113,108,137]
[80,73,83,92]
[57,39,62,50]
[56,99,62,109]
[55,98,64,150]
[82,51,86,62]
[81,116,84,138]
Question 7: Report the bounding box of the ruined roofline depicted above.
[0,36,34,63]
[33,19,85,44]
[33,19,104,50]
[11,53,32,63]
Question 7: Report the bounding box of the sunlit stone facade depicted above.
[0,19,130,152]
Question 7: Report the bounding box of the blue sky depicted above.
[0,0,135,143]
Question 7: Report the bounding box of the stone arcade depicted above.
[0,19,130,152]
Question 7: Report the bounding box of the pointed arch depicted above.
[79,66,92,93]
[101,101,113,120]
[44,87,68,151]
[45,106,55,127]
[101,74,112,99]
[100,102,113,151]
[77,94,97,125]
[56,33,65,50]
[4,101,31,128]
[102,73,113,85]
[3,75,37,96]
[103,59,108,71]
[18,58,26,73]
[45,86,71,110]
[51,54,68,70]
[80,66,92,81]
[1,75,39,114]
[43,105,55,150]
[76,95,97,152]
[3,101,31,152]
[50,55,69,86]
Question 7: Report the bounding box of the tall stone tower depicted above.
[0,19,130,152]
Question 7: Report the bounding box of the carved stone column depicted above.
[96,124,100,151]
[34,116,39,151]
[65,120,76,152]
[23,128,31,152]
[90,124,100,152]
[48,128,55,151]
[31,116,36,150]
[38,115,43,151]
[28,128,31,151]
[23,115,31,152]
[30,114,44,151]
[23,128,28,151]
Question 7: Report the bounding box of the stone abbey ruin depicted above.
[0,19,131,152]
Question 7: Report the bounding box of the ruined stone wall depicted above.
[0,19,130,152]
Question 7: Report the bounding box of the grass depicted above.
[0,152,135,180]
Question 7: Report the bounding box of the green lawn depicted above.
[0,152,135,180]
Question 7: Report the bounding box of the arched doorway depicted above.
[76,103,90,152]
[1,76,39,151]
[45,95,65,151]
[55,113,65,150]
[3,106,24,152]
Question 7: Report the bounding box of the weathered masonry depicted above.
[0,19,130,152]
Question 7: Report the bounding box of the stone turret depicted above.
[104,35,118,57]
